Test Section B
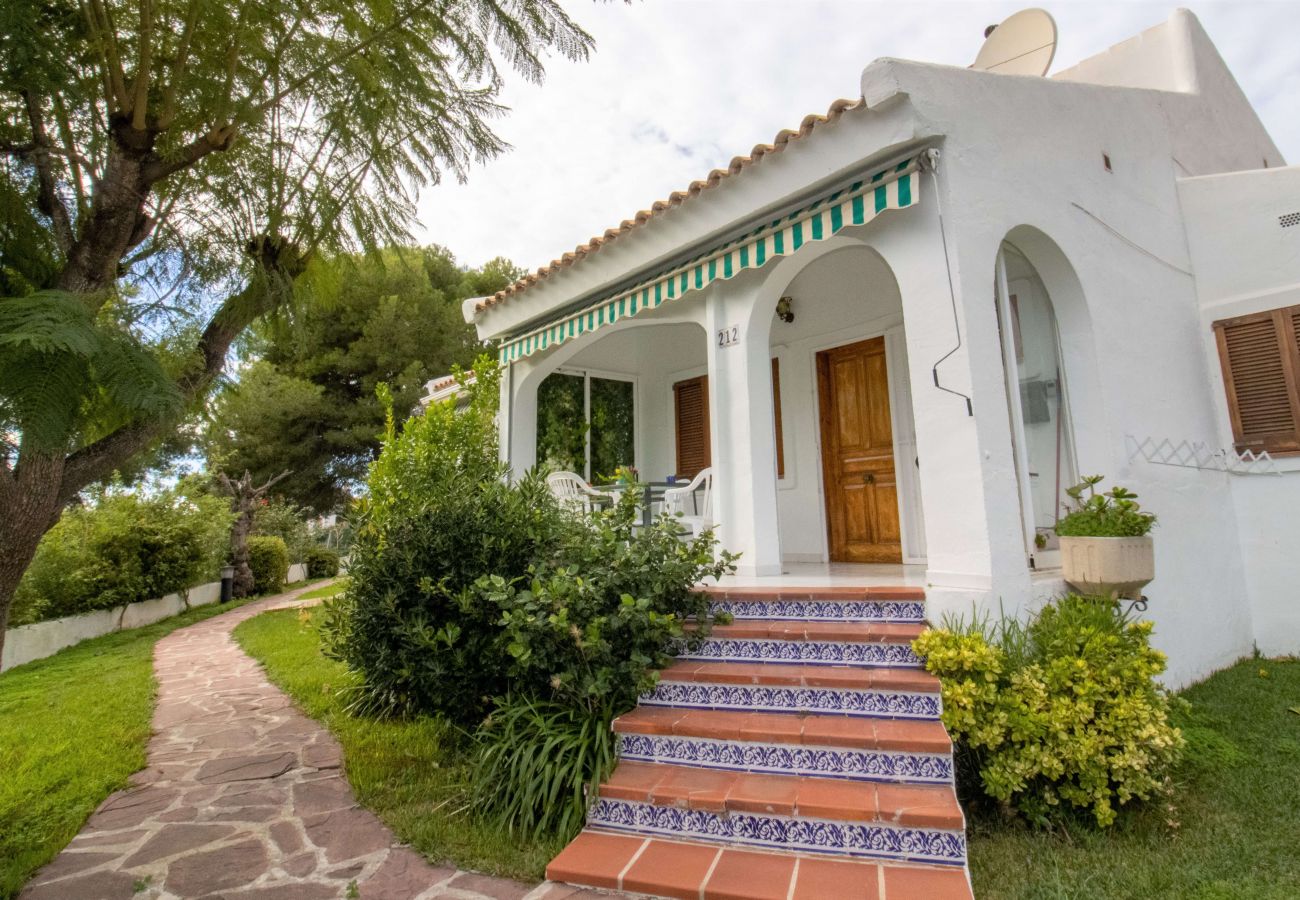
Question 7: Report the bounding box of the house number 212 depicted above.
[717,325,740,347]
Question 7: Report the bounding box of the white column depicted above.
[874,190,1032,619]
[501,359,539,477]
[704,282,783,576]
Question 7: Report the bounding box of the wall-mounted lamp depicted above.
[776,295,795,324]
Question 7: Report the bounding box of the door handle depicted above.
[864,472,875,484]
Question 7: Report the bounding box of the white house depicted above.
[435,8,1299,691]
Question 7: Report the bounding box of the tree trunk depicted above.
[230,508,255,597]
[0,453,66,665]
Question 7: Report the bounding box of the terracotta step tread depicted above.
[697,584,926,601]
[614,707,952,753]
[701,621,926,642]
[600,761,963,827]
[547,831,973,900]
[659,660,941,692]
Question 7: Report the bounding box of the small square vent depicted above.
[1281,212,1300,228]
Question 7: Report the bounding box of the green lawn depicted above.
[0,596,260,899]
[297,577,348,601]
[969,655,1300,899]
[233,606,565,880]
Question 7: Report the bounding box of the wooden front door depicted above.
[817,337,902,563]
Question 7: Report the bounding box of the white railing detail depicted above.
[1125,435,1279,476]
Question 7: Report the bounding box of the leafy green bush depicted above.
[305,546,340,579]
[478,491,735,715]
[247,536,290,594]
[321,363,569,722]
[471,695,618,840]
[12,490,234,625]
[252,497,314,562]
[914,596,1183,827]
[1055,475,1156,537]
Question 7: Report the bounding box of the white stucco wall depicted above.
[488,10,1291,687]
[1180,165,1300,660]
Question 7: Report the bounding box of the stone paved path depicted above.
[22,585,611,900]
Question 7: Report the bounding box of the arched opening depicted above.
[761,243,925,565]
[523,320,710,484]
[994,238,1080,565]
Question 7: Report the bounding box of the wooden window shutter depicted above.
[772,358,785,479]
[673,375,711,478]
[1213,305,1300,454]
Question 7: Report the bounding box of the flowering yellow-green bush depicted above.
[913,596,1184,827]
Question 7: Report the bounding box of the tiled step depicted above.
[614,707,953,784]
[600,761,963,827]
[642,661,942,719]
[547,831,974,900]
[587,792,966,867]
[702,586,926,623]
[682,621,926,667]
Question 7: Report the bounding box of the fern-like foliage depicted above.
[0,292,182,453]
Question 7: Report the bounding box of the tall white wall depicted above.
[1181,166,1300,660]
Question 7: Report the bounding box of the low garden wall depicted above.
[1,563,309,673]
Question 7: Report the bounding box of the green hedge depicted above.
[247,536,290,594]
[305,546,340,579]
[13,491,234,626]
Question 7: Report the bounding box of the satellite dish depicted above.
[972,8,1058,76]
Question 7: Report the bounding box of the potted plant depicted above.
[1055,476,1156,600]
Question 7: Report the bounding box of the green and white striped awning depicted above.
[499,156,921,364]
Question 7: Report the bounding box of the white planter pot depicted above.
[1059,535,1155,600]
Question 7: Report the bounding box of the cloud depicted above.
[414,1,1298,271]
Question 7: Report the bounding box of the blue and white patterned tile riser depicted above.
[618,733,953,784]
[588,798,967,866]
[642,680,941,719]
[709,599,926,623]
[681,637,923,667]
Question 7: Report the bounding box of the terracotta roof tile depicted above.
[474,96,864,315]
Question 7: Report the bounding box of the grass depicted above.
[0,596,261,899]
[233,606,565,880]
[969,655,1300,899]
[297,577,348,601]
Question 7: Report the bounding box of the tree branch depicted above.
[59,238,308,500]
[22,91,76,253]
[141,123,239,184]
[130,0,153,130]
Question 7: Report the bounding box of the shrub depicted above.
[1055,475,1156,537]
[247,536,290,594]
[320,363,570,722]
[914,596,1183,827]
[252,497,314,562]
[471,695,618,840]
[12,490,234,625]
[477,491,736,715]
[305,546,341,579]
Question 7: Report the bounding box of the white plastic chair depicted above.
[660,467,713,537]
[546,471,615,513]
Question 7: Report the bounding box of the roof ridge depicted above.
[475,96,865,315]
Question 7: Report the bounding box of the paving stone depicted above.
[302,808,391,863]
[220,885,342,900]
[359,850,456,899]
[25,850,119,883]
[122,823,237,867]
[301,740,342,770]
[280,851,318,878]
[269,821,305,856]
[88,786,177,828]
[447,872,535,900]
[292,776,354,816]
[195,751,298,784]
[19,867,138,899]
[165,838,268,895]
[69,828,149,848]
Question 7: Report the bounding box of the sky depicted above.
[414,1,1300,272]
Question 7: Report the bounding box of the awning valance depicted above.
[499,156,921,364]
